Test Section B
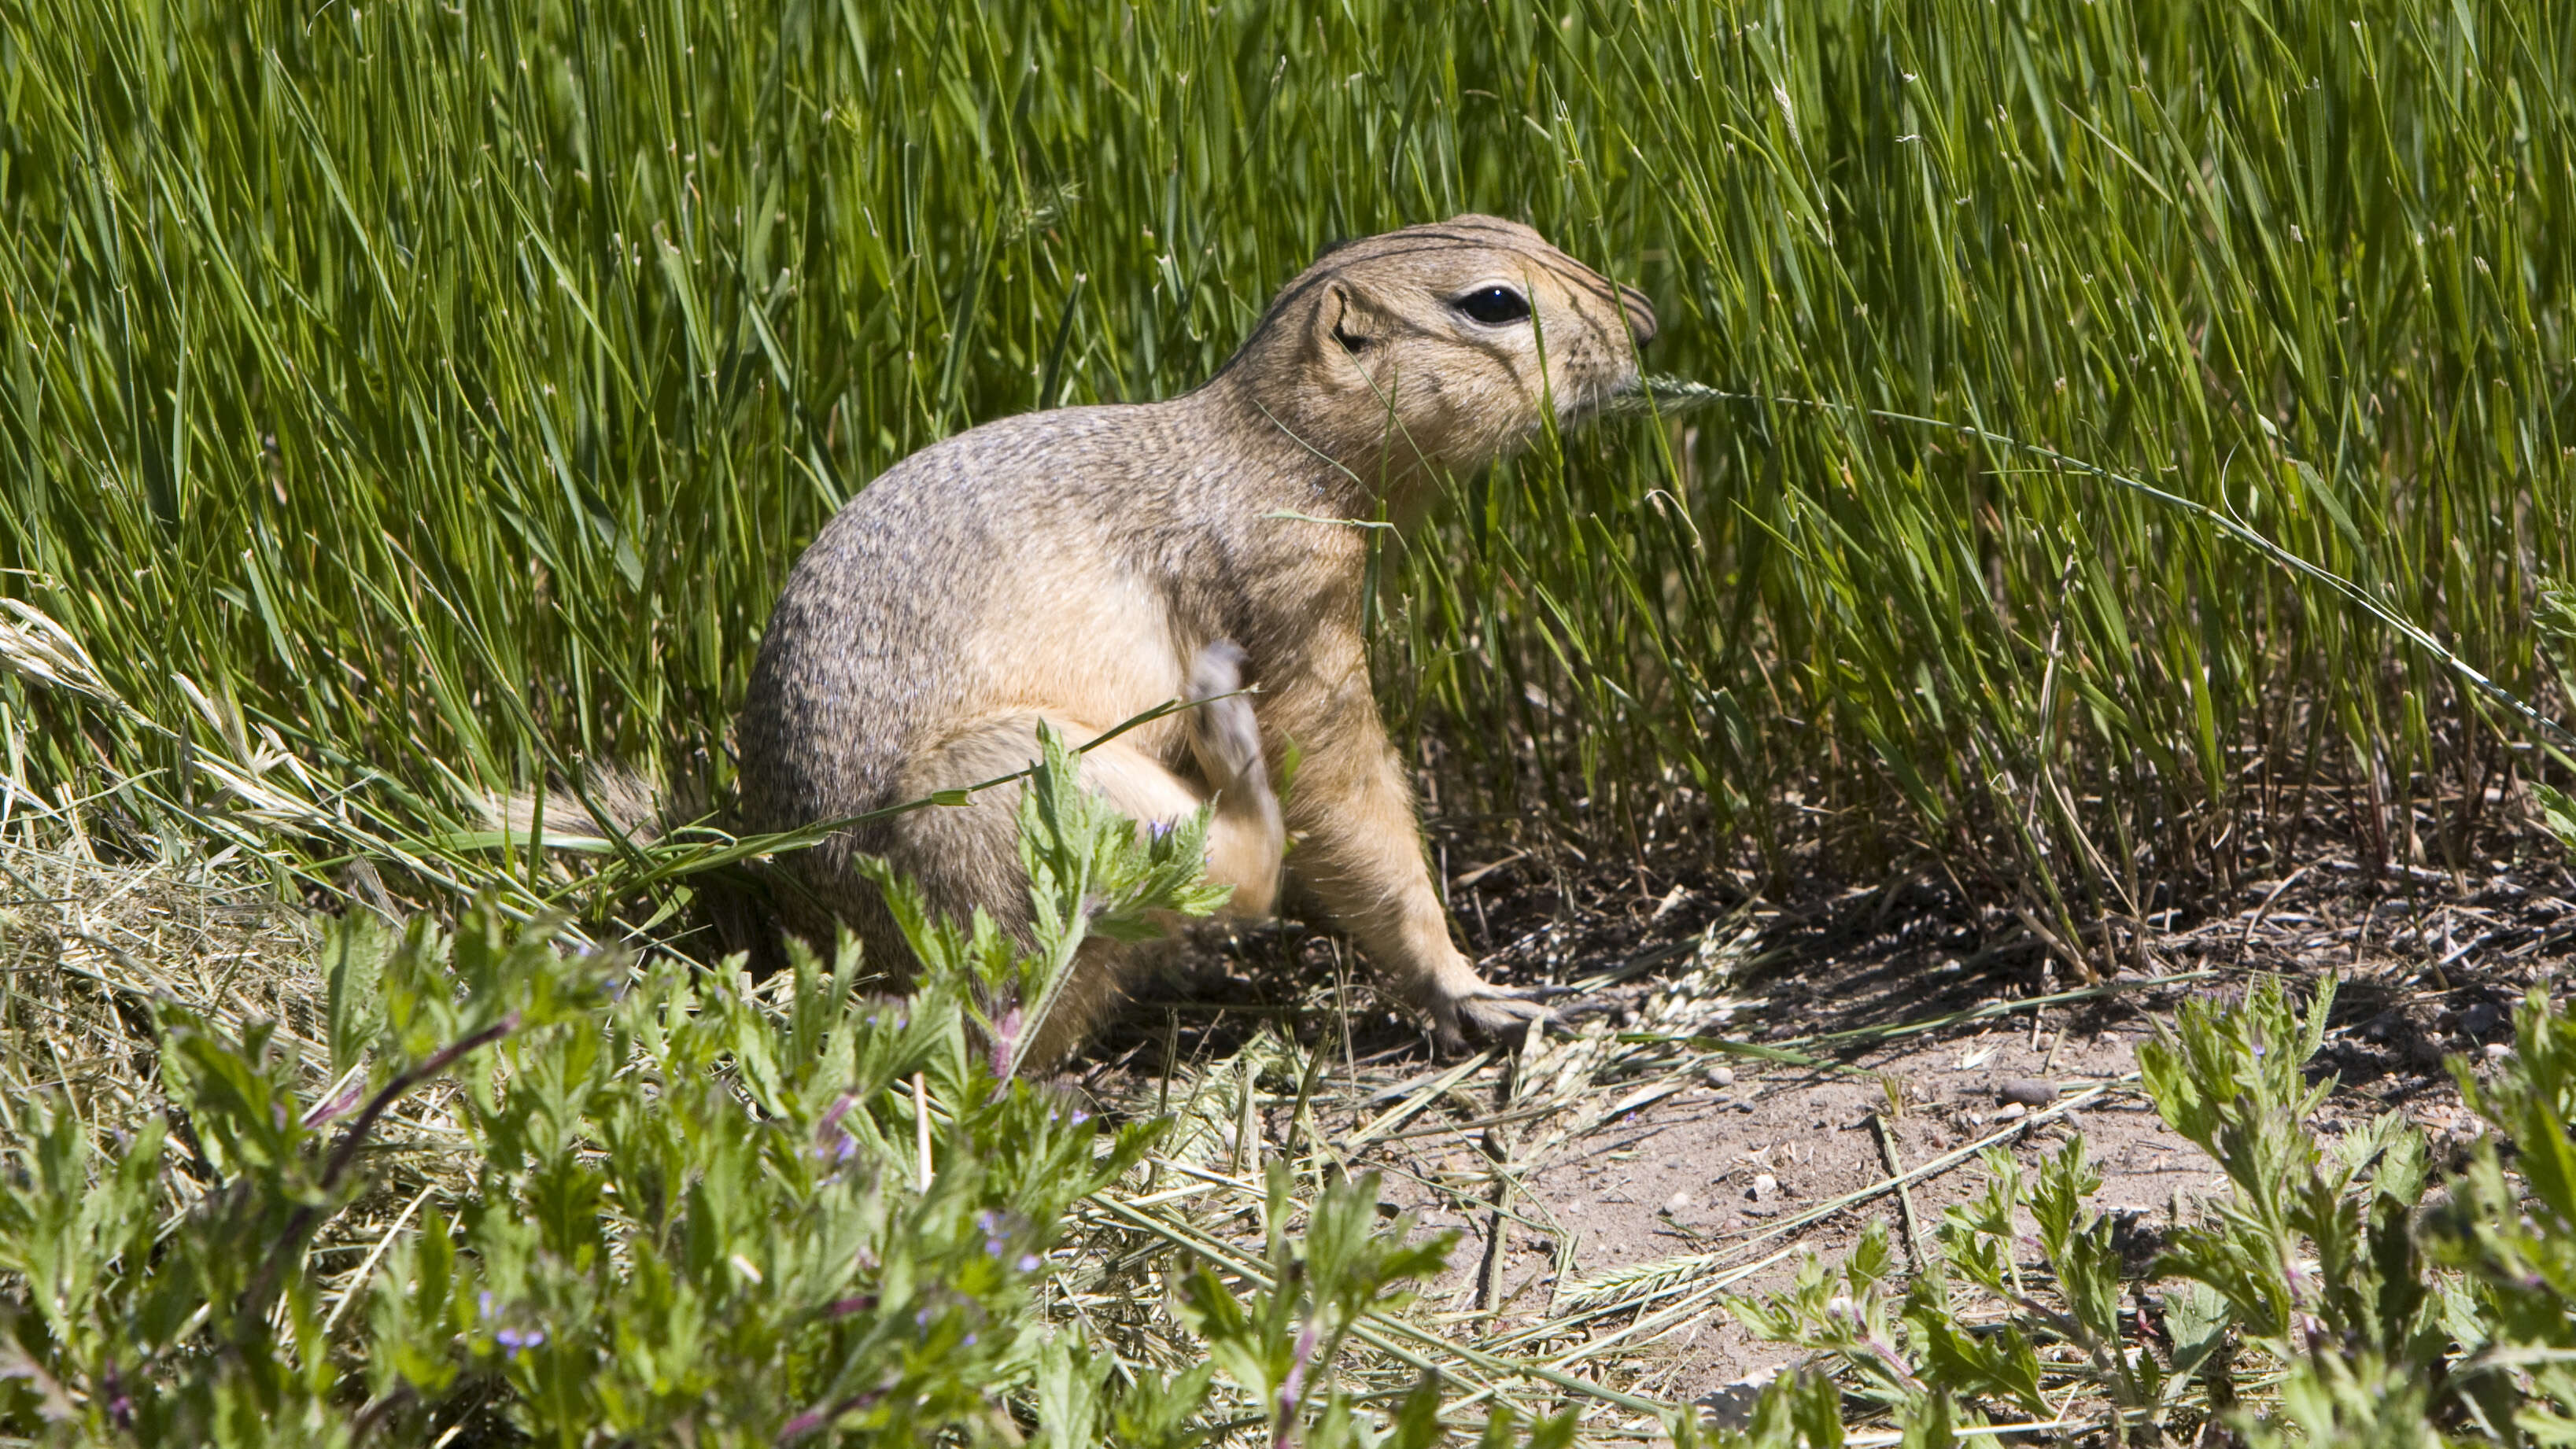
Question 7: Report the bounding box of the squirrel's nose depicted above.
[1616,283,1658,347]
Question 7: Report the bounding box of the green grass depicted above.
[1,0,2570,930]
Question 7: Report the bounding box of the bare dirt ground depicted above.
[1073,813,2576,1408]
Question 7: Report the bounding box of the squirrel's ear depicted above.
[1316,281,1373,356]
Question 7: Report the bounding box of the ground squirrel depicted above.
[737,214,1655,1063]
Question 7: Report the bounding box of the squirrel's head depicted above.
[1222,215,1656,488]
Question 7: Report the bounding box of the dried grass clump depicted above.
[0,809,325,1144]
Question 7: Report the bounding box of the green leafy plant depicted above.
[1173,1162,1457,1449]
[0,736,1497,1446]
[2428,990,2576,1444]
[1722,976,2576,1445]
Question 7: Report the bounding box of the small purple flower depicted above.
[496,1325,546,1353]
[916,1307,933,1327]
[1146,819,1175,843]
[478,1291,496,1319]
[961,1333,976,1347]
[101,1362,131,1430]
[1069,1110,1088,1126]
[1017,1253,1042,1273]
[810,1094,862,1164]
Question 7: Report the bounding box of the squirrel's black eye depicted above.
[1452,286,1531,326]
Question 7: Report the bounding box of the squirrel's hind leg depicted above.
[981,722,1283,1069]
[895,647,1285,1067]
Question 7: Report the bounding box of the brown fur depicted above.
[736,214,1655,1060]
[488,761,678,847]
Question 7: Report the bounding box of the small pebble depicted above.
[2460,1003,2505,1038]
[1665,1189,1694,1214]
[1732,1099,1756,1114]
[1749,1173,1778,1202]
[1705,1065,1736,1088]
[1998,1078,2057,1108]
[2482,1042,2512,1061]
[1996,1104,2028,1123]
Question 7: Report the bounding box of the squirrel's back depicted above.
[738,397,1214,837]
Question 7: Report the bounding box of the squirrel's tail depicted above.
[483,761,696,850]
[486,761,781,969]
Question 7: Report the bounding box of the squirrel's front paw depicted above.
[1428,986,1556,1056]
[1184,640,1266,787]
